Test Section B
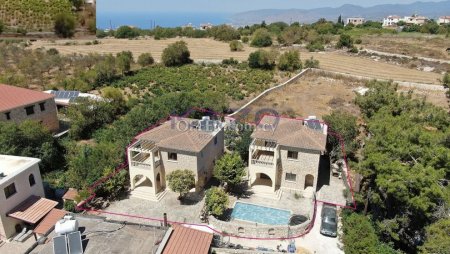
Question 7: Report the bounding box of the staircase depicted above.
[250,185,283,200]
[130,187,167,202]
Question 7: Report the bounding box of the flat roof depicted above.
[8,195,58,224]
[0,84,54,112]
[0,155,41,184]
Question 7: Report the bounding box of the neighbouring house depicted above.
[346,17,365,26]
[0,155,65,240]
[127,116,224,201]
[44,90,103,109]
[383,15,402,27]
[199,23,213,30]
[62,188,79,204]
[155,225,213,254]
[383,14,428,27]
[0,84,59,132]
[438,16,450,25]
[248,115,327,199]
[85,0,96,5]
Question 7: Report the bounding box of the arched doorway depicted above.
[133,175,152,189]
[155,173,162,192]
[253,173,272,187]
[304,174,314,189]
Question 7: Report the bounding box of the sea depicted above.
[96,12,232,29]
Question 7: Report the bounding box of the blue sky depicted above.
[97,0,442,13]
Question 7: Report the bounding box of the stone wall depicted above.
[279,148,321,191]
[0,98,59,132]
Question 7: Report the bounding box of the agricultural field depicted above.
[31,37,444,85]
[0,0,72,31]
[360,33,450,60]
[30,38,257,62]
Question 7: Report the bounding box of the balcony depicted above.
[129,139,160,169]
[251,150,276,168]
[250,139,278,152]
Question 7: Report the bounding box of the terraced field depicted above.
[0,0,72,31]
[31,37,442,85]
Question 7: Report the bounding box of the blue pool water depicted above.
[230,202,291,225]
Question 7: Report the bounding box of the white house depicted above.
[0,155,59,239]
[383,14,428,27]
[383,15,402,27]
[438,16,450,25]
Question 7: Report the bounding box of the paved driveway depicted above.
[295,202,344,254]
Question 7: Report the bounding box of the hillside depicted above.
[231,0,450,25]
[0,0,95,35]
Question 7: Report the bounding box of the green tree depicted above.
[137,53,155,67]
[166,169,196,199]
[69,0,84,10]
[278,50,302,72]
[205,187,229,217]
[419,218,450,254]
[251,28,273,47]
[213,153,245,189]
[323,110,358,159]
[209,25,240,41]
[116,51,133,75]
[248,49,278,70]
[229,40,244,52]
[0,121,63,173]
[161,41,192,67]
[54,13,76,38]
[336,34,354,48]
[114,26,139,38]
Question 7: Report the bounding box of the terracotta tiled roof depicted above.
[62,188,79,201]
[138,118,219,153]
[8,195,58,224]
[162,225,213,254]
[0,84,54,112]
[33,208,67,235]
[252,115,327,151]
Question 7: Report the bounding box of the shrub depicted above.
[222,58,239,65]
[63,200,76,212]
[251,28,273,47]
[355,38,362,44]
[0,21,3,35]
[304,56,320,68]
[348,46,359,54]
[96,29,108,38]
[16,27,27,35]
[137,53,155,67]
[241,36,249,43]
[306,41,325,52]
[229,40,244,52]
[209,25,240,41]
[115,26,140,39]
[205,187,229,217]
[161,41,193,67]
[248,49,277,70]
[47,48,59,55]
[278,50,302,72]
[54,13,76,38]
[336,34,353,49]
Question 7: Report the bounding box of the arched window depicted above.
[29,174,36,186]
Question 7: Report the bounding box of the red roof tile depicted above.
[0,84,54,112]
[162,225,213,254]
[62,188,79,201]
[33,208,67,235]
[8,195,58,224]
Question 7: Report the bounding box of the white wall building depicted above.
[383,14,428,27]
[438,16,450,25]
[0,155,50,239]
[346,17,365,26]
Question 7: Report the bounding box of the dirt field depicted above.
[361,33,450,60]
[30,37,443,85]
[300,51,443,85]
[234,72,363,121]
[30,37,257,62]
[233,71,448,121]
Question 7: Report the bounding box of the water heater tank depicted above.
[55,218,78,235]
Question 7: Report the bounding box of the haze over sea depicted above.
[97,12,231,29]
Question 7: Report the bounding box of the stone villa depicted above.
[127,116,224,201]
[248,115,327,199]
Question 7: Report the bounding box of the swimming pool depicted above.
[230,202,291,225]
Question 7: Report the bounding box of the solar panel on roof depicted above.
[306,120,322,131]
[52,91,80,100]
[53,235,68,254]
[67,231,83,254]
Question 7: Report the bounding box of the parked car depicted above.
[320,204,337,237]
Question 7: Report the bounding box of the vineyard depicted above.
[0,0,72,31]
[112,64,276,101]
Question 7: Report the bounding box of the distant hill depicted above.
[231,0,450,26]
